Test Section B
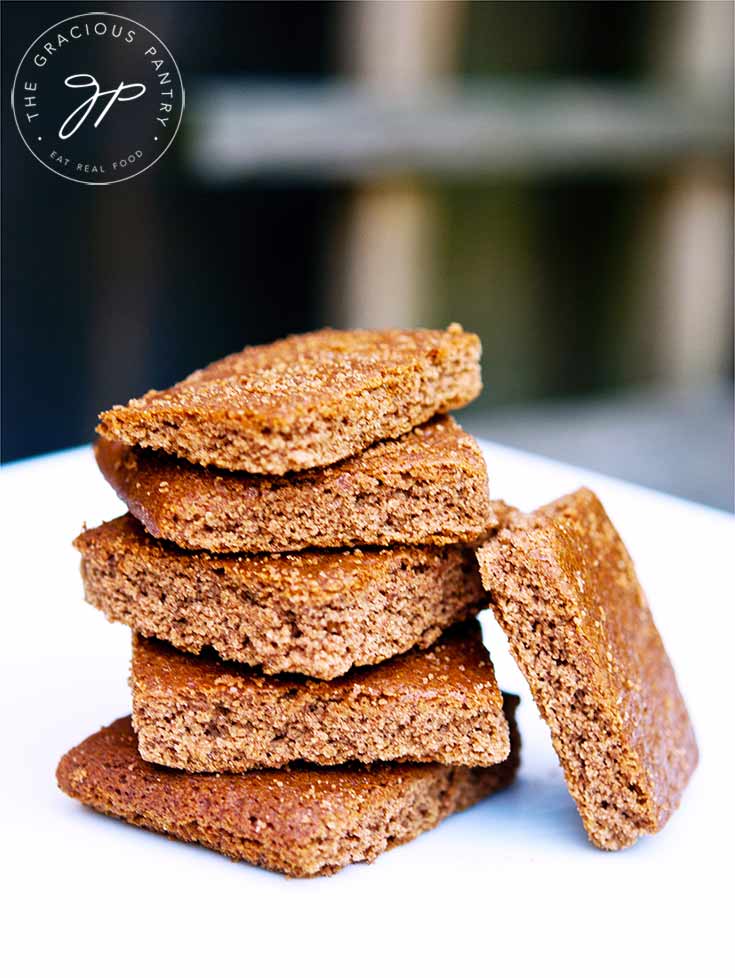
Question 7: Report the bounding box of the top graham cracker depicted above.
[97,325,482,474]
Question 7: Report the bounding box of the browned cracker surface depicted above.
[57,703,520,877]
[476,488,697,850]
[95,415,494,553]
[131,622,510,771]
[96,325,481,474]
[75,514,487,679]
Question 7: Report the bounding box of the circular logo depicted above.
[11,12,184,186]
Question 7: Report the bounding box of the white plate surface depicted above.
[2,441,732,976]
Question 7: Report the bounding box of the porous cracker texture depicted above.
[131,622,510,771]
[97,325,481,474]
[476,488,698,850]
[75,514,487,679]
[57,702,519,877]
[94,415,494,553]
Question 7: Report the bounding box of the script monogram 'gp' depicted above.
[59,74,147,140]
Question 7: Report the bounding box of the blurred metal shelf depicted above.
[187,81,732,182]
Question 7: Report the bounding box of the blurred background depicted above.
[3,0,733,508]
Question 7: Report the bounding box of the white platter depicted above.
[2,441,731,976]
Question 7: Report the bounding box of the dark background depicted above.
[2,1,733,507]
[3,1,336,460]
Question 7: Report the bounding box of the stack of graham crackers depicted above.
[58,325,698,873]
[59,326,520,876]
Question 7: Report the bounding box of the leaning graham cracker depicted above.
[131,622,511,772]
[476,488,698,850]
[94,415,494,553]
[75,514,486,679]
[57,703,520,877]
[96,325,481,474]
